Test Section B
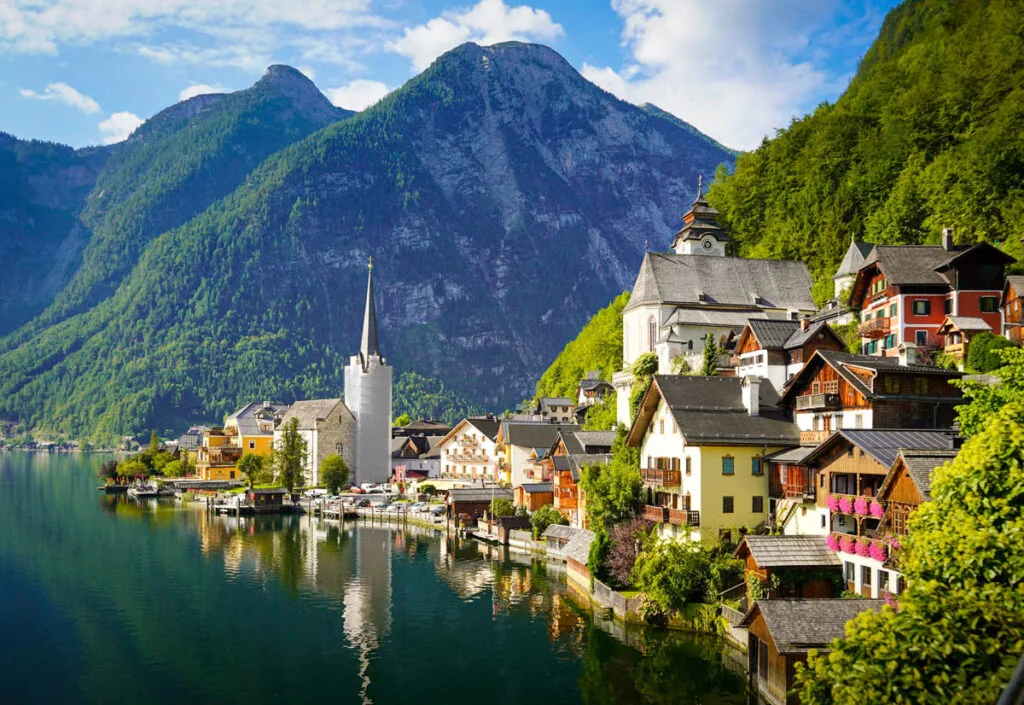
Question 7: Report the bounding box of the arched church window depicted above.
[648,317,657,352]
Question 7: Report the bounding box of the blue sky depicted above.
[0,0,901,151]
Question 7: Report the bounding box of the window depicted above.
[248,441,255,449]
[855,414,864,429]
[884,376,899,394]
[916,330,928,347]
[879,570,890,593]
[758,640,769,678]
[751,457,763,476]
[659,419,664,434]
[981,296,999,313]
[889,303,898,317]
[821,514,826,529]
[862,565,872,587]
[914,377,929,395]
[722,496,734,513]
[896,575,906,594]
[912,299,931,316]
[944,298,953,314]
[722,456,735,475]
[685,457,692,475]
[229,471,235,479]
[647,456,652,469]
[648,316,657,352]
[844,562,854,582]
[671,457,681,472]
[752,496,764,513]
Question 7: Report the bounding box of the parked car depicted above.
[369,499,389,509]
[354,498,371,508]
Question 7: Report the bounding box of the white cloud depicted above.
[19,81,100,113]
[98,111,143,144]
[179,83,227,101]
[389,0,563,72]
[325,79,390,111]
[581,0,881,150]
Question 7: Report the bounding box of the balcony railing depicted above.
[800,430,832,445]
[858,317,891,339]
[641,505,668,523]
[668,508,700,526]
[827,531,893,562]
[826,493,885,519]
[795,393,841,411]
[640,468,682,487]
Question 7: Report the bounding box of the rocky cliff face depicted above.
[0,42,733,438]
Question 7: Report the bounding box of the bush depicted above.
[489,498,514,518]
[631,540,710,615]
[530,503,567,538]
[965,332,1014,373]
[162,460,184,477]
[604,517,653,588]
[588,529,611,585]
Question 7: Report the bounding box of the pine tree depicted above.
[272,417,308,493]
[149,429,159,453]
[699,333,718,376]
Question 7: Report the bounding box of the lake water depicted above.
[0,453,748,704]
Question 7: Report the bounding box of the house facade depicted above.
[849,229,1012,356]
[936,316,993,363]
[196,401,286,481]
[577,371,613,408]
[436,417,501,483]
[732,319,845,393]
[546,430,614,528]
[1000,275,1024,344]
[275,398,356,487]
[626,375,800,540]
[536,397,576,423]
[495,421,579,488]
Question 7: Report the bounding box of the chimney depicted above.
[800,317,809,331]
[898,342,917,367]
[941,227,954,252]
[741,375,760,417]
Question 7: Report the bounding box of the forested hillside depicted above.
[708,0,1024,303]
[0,43,732,441]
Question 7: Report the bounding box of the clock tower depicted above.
[671,175,728,257]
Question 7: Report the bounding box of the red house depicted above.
[849,229,1013,356]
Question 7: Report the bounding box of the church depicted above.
[613,179,817,426]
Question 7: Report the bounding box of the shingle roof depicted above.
[862,245,952,287]
[748,319,802,348]
[737,536,841,568]
[765,446,816,465]
[561,430,616,454]
[802,429,958,469]
[742,599,886,654]
[664,308,772,329]
[639,375,799,446]
[783,321,838,350]
[939,316,992,333]
[404,420,452,433]
[624,252,816,313]
[519,482,553,493]
[579,378,612,392]
[449,488,514,504]
[563,529,596,564]
[881,449,959,502]
[834,240,874,279]
[552,456,572,471]
[505,423,579,449]
[464,417,501,441]
[228,401,289,436]
[1004,276,1024,302]
[281,398,348,430]
[542,524,576,541]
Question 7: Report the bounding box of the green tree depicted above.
[588,529,611,584]
[795,387,1024,702]
[236,453,266,488]
[631,540,712,614]
[393,413,412,427]
[579,426,641,533]
[320,453,350,494]
[582,395,617,431]
[419,483,437,497]
[628,352,659,421]
[149,429,159,453]
[272,417,308,493]
[699,332,718,376]
[117,458,148,478]
[954,347,1024,436]
[162,459,184,477]
[965,331,1014,373]
[530,503,568,538]
[489,497,514,518]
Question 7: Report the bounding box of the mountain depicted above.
[0,42,734,440]
[707,0,1024,303]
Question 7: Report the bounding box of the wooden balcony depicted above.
[640,467,682,487]
[800,430,832,445]
[795,393,841,411]
[668,508,700,526]
[858,316,891,339]
[827,493,885,519]
[641,505,668,523]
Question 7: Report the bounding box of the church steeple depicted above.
[360,256,381,362]
[671,174,729,256]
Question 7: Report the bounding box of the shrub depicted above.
[319,454,350,494]
[489,498,514,518]
[530,503,567,539]
[604,517,653,588]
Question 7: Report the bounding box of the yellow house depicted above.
[626,375,800,541]
[196,402,287,481]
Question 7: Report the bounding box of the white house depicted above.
[731,319,846,393]
[436,417,502,483]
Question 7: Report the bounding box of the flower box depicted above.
[826,533,840,551]
[853,497,868,515]
[869,541,887,562]
[839,536,855,554]
[826,496,840,512]
[854,539,870,557]
[869,501,884,518]
[838,497,852,514]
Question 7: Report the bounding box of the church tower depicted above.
[671,175,729,256]
[344,258,393,486]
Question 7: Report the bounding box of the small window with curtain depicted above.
[751,457,763,476]
[722,456,734,475]
[889,303,897,317]
[722,496,734,513]
[862,566,872,587]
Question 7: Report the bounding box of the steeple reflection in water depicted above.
[342,526,393,705]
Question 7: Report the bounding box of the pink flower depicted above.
[870,501,884,518]
[889,536,902,550]
[854,497,868,516]
[855,539,870,557]
[884,591,900,610]
[838,497,852,514]
[869,542,887,562]
[827,496,840,512]
[826,534,840,551]
[839,536,855,554]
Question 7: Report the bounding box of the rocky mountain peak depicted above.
[254,64,349,123]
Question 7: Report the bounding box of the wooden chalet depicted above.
[514,482,553,512]
[936,316,992,361]
[246,488,286,513]
[778,350,963,445]
[732,319,845,393]
[446,487,513,526]
[546,430,614,528]
[741,599,885,705]
[734,535,841,603]
[1000,275,1024,344]
[877,448,956,541]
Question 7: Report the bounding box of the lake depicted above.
[0,453,748,704]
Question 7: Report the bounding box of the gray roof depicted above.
[505,422,579,449]
[738,536,841,568]
[747,319,802,348]
[664,308,772,329]
[579,378,612,392]
[765,446,816,465]
[539,397,574,409]
[280,398,347,430]
[861,245,953,287]
[561,430,616,455]
[940,316,992,332]
[645,375,799,446]
[563,529,596,564]
[566,453,613,481]
[448,488,514,504]
[228,401,289,436]
[743,599,886,654]
[834,240,874,279]
[519,482,553,493]
[359,265,381,359]
[462,417,501,441]
[1004,275,1024,301]
[542,524,576,541]
[881,449,959,502]
[783,320,838,350]
[802,429,958,469]
[624,252,816,313]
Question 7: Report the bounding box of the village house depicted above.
[514,482,553,512]
[536,397,576,423]
[741,599,885,705]
[541,524,577,559]
[275,398,356,487]
[495,421,578,488]
[447,487,513,526]
[800,429,958,597]
[733,535,842,604]
[613,181,817,426]
[577,371,614,408]
[849,228,1013,356]
[778,349,963,446]
[1000,275,1024,344]
[732,319,845,393]
[764,446,822,536]
[936,316,993,363]
[196,401,287,481]
[390,434,443,480]
[546,430,614,528]
[435,417,502,483]
[812,238,874,327]
[626,375,800,541]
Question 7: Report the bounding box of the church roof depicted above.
[623,252,815,313]
[280,398,349,430]
[833,239,874,279]
[360,260,381,361]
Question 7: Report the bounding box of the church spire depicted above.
[360,256,381,361]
